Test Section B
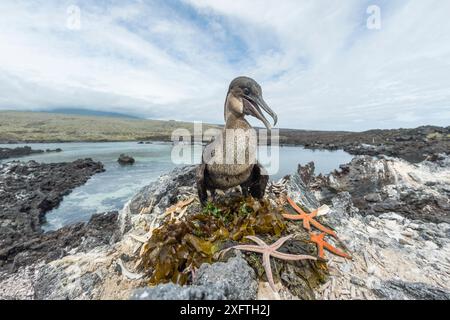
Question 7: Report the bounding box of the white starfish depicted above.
[223,235,317,292]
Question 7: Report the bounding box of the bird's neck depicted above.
[225,113,251,130]
[224,94,248,129]
[225,112,242,126]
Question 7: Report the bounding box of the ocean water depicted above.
[0,142,352,230]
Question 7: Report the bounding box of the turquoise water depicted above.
[0,142,352,230]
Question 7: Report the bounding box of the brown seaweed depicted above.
[139,196,330,296]
[139,197,287,285]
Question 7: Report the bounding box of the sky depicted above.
[0,0,449,131]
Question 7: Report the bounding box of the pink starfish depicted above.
[223,235,317,292]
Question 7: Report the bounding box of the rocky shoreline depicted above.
[0,153,448,300]
[0,146,62,160]
[0,159,105,272]
[281,125,449,163]
[301,154,450,224]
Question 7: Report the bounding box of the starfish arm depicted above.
[271,251,317,261]
[287,197,307,215]
[263,253,277,292]
[228,245,268,255]
[317,244,325,259]
[310,220,337,237]
[269,234,294,250]
[245,236,269,248]
[303,218,311,231]
[323,242,351,259]
[282,214,302,220]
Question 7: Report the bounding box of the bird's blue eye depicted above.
[244,88,250,95]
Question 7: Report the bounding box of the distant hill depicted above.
[0,111,218,143]
[41,108,142,119]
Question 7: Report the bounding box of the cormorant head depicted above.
[226,76,278,130]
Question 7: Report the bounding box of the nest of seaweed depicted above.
[137,195,332,296]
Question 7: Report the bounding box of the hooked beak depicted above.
[242,94,278,130]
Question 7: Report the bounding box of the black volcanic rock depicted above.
[0,159,105,271]
[8,212,119,272]
[45,148,62,153]
[297,162,316,186]
[372,280,450,300]
[281,125,449,163]
[118,154,135,165]
[0,146,44,160]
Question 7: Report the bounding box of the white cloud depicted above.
[0,0,449,130]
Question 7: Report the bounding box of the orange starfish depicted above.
[283,197,337,237]
[309,232,351,260]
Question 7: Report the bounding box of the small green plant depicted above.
[203,202,222,218]
[239,202,252,216]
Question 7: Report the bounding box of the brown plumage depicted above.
[196,76,278,205]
